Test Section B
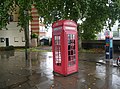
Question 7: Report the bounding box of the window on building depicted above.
[113,31,119,37]
[40,26,46,32]
[22,37,25,42]
[14,37,19,42]
[0,38,5,42]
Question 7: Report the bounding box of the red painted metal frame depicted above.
[52,20,78,76]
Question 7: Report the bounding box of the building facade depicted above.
[0,22,25,47]
[30,4,46,39]
[0,5,47,47]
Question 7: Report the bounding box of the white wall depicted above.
[0,22,25,47]
[46,27,52,38]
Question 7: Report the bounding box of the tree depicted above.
[34,0,120,49]
[35,0,120,40]
[0,0,120,41]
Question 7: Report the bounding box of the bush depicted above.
[0,45,14,51]
[31,33,38,39]
[6,45,14,50]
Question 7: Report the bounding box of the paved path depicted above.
[0,48,120,89]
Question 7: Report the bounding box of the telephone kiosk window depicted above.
[68,34,76,66]
[54,35,61,66]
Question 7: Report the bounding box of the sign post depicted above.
[105,30,113,60]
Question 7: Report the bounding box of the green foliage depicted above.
[15,0,33,28]
[31,33,38,38]
[0,0,120,40]
[34,0,120,40]
[0,0,15,29]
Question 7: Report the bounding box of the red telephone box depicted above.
[52,20,78,76]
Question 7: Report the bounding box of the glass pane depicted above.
[68,34,76,67]
[54,35,61,66]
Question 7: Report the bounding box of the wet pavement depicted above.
[0,48,120,89]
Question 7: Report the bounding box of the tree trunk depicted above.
[77,24,82,50]
[24,10,29,48]
[24,10,29,60]
[24,22,29,48]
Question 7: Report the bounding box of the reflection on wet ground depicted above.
[0,50,120,89]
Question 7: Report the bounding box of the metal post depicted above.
[105,0,113,61]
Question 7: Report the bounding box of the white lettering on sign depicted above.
[54,26,62,31]
[65,26,76,30]
[66,22,76,26]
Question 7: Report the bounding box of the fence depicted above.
[82,40,120,52]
